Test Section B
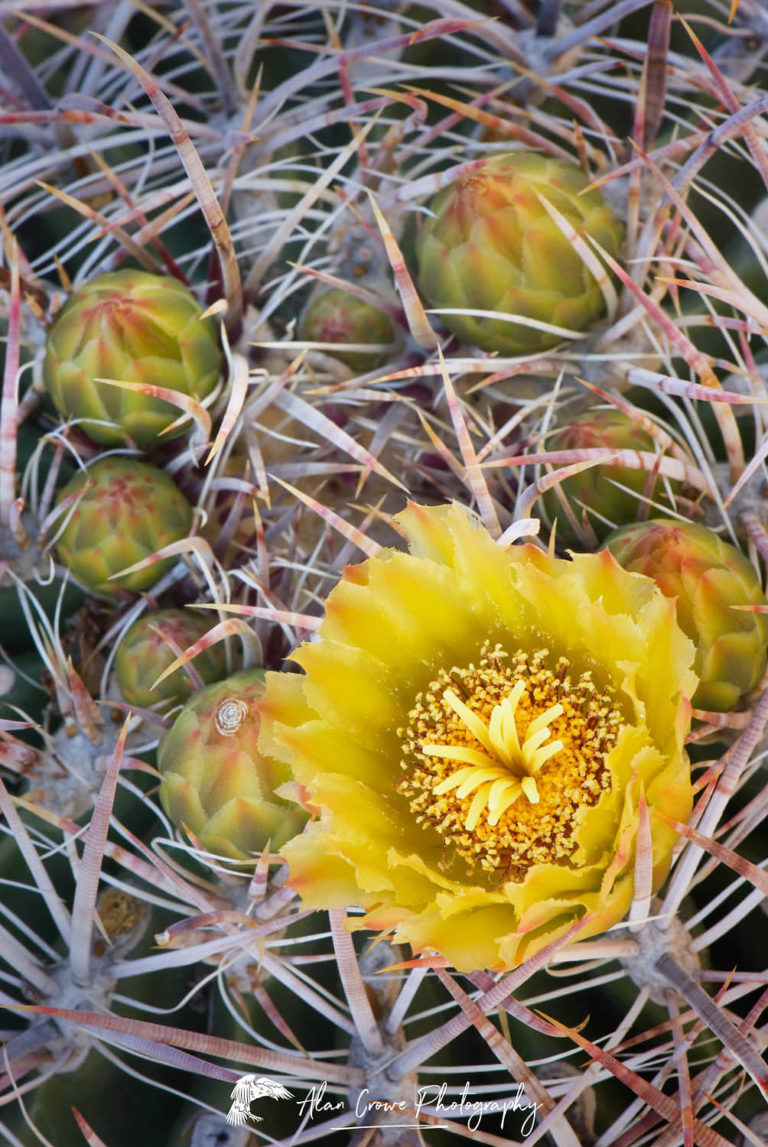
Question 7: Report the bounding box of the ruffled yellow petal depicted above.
[320,551,478,675]
[296,642,402,749]
[256,669,314,759]
[396,904,522,971]
[280,824,378,908]
[308,773,415,857]
[387,846,507,904]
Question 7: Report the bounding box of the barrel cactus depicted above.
[54,456,193,595]
[157,668,309,864]
[605,519,768,712]
[43,269,222,447]
[114,609,227,710]
[415,151,624,354]
[4,5,768,1147]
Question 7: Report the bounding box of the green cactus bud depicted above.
[43,269,222,447]
[55,456,192,595]
[416,151,624,354]
[605,519,768,712]
[115,609,227,710]
[542,409,680,545]
[157,669,309,864]
[298,287,395,371]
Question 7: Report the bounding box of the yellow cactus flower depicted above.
[260,503,697,972]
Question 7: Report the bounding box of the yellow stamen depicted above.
[441,688,499,758]
[487,776,522,819]
[424,745,498,770]
[422,681,563,826]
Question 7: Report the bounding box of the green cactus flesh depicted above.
[298,287,395,371]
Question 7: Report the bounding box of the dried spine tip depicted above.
[215,697,248,736]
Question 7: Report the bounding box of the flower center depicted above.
[421,680,564,824]
[398,645,623,877]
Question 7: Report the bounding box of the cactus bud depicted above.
[416,152,623,354]
[55,456,192,595]
[43,269,222,447]
[605,519,768,712]
[157,669,309,864]
[542,409,680,545]
[298,287,395,371]
[115,609,227,710]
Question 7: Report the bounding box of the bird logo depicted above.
[225,1075,294,1126]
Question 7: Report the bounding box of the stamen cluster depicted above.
[399,645,623,876]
